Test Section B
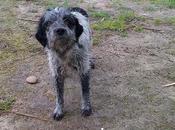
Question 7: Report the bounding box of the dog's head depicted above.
[35,7,83,52]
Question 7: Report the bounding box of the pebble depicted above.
[26,76,38,84]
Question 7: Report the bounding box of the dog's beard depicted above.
[49,38,76,55]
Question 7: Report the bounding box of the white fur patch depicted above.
[45,48,60,77]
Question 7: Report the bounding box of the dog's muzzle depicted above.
[54,28,67,36]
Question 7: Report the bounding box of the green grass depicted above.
[133,25,144,32]
[93,31,102,45]
[92,19,126,31]
[151,0,175,8]
[90,10,110,18]
[144,5,158,12]
[0,97,15,111]
[92,10,135,32]
[154,17,175,26]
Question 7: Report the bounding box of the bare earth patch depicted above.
[0,0,175,130]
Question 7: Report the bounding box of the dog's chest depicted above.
[61,49,80,77]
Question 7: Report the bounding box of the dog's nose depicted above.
[55,28,66,36]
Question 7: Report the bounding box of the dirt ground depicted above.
[0,0,175,130]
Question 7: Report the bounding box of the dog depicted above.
[35,7,93,121]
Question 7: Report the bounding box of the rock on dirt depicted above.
[26,76,38,84]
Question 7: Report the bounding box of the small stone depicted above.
[26,76,38,84]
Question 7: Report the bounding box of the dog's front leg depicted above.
[80,70,92,117]
[53,66,64,121]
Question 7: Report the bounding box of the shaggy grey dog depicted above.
[35,7,93,121]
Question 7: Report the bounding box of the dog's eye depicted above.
[63,17,75,29]
[45,21,52,31]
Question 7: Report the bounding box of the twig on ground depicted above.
[163,82,175,87]
[126,24,164,32]
[18,18,39,23]
[142,27,163,32]
[5,110,49,122]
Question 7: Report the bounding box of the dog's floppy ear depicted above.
[74,18,83,41]
[35,15,47,47]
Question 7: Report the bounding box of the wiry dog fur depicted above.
[35,7,93,121]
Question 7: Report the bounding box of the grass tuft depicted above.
[154,17,175,26]
[0,97,15,112]
[92,10,135,33]
[90,10,110,18]
[93,31,103,45]
[92,12,135,31]
[134,25,144,32]
[151,0,175,8]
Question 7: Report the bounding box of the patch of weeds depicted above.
[156,124,175,130]
[43,0,58,8]
[93,31,102,46]
[0,97,15,112]
[134,25,144,32]
[0,31,27,50]
[166,17,175,25]
[89,10,110,19]
[154,19,162,25]
[154,17,175,26]
[0,51,15,62]
[136,16,146,22]
[144,5,158,11]
[0,9,17,30]
[119,9,135,22]
[151,0,175,8]
[92,19,126,31]
[32,0,58,8]
[35,0,82,8]
[111,0,122,7]
[91,10,135,36]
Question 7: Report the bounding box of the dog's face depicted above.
[35,7,83,52]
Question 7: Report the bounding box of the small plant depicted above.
[92,10,135,33]
[151,0,175,8]
[134,26,144,32]
[0,97,15,111]
[93,31,102,45]
[154,19,162,25]
[154,17,175,26]
[92,18,126,31]
[90,10,110,18]
[144,5,157,12]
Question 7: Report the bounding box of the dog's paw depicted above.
[81,108,92,117]
[53,112,64,121]
[53,107,64,121]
